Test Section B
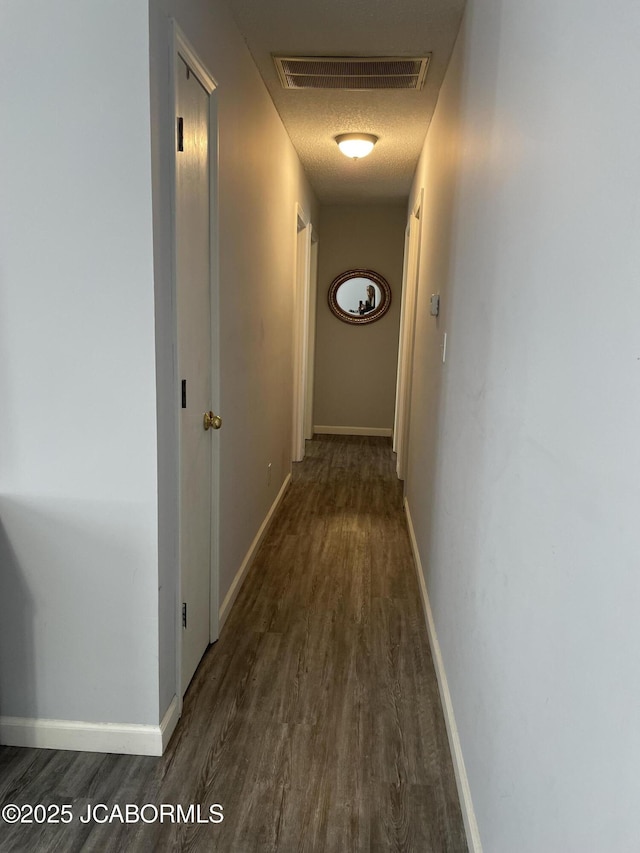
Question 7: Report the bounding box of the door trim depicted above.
[169,20,220,711]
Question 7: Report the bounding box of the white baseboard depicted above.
[0,715,166,757]
[160,694,180,752]
[313,425,393,437]
[404,498,483,853]
[219,473,292,631]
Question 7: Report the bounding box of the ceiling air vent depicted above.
[273,56,430,91]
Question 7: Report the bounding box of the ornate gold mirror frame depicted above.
[327,269,392,325]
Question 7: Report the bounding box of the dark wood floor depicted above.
[0,435,467,852]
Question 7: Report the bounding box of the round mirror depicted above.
[328,269,392,325]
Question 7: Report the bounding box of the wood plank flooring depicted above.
[0,435,467,852]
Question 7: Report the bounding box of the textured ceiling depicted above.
[228,0,466,204]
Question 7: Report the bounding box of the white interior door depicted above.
[394,190,423,481]
[293,208,311,462]
[304,232,319,440]
[176,56,213,696]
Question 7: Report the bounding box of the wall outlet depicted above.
[267,462,272,485]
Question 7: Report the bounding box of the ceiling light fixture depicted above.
[335,133,378,160]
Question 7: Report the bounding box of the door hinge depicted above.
[181,379,187,409]
[177,117,184,152]
[182,602,187,629]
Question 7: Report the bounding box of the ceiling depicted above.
[228,0,466,204]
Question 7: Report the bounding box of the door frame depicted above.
[394,189,423,482]
[170,21,220,709]
[292,204,313,462]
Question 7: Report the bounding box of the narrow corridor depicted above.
[0,436,466,852]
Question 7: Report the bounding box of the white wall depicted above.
[149,0,319,714]
[406,0,640,849]
[313,205,405,432]
[0,0,318,735]
[0,1,159,725]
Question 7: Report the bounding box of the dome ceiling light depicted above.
[335,133,378,160]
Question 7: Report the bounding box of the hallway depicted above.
[0,436,465,852]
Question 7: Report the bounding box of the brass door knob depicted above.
[203,411,222,431]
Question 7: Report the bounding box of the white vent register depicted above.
[274,56,430,91]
